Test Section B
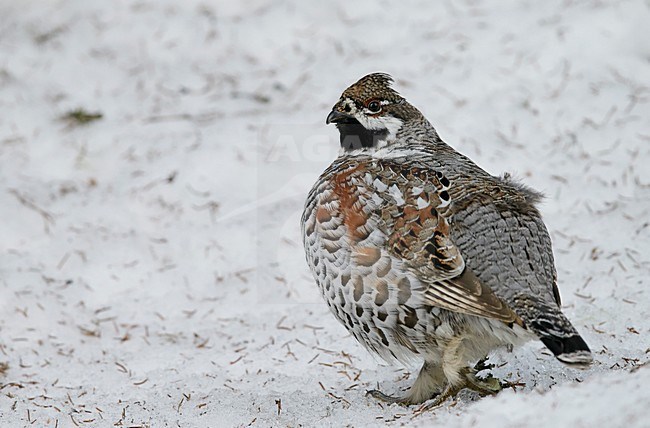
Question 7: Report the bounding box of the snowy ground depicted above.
[1,0,649,426]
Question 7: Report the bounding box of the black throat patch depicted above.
[336,121,388,150]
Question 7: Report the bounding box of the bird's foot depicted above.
[469,363,526,392]
[368,366,519,413]
[414,368,503,413]
[413,383,463,413]
[367,387,452,411]
[473,356,495,372]
[366,386,443,406]
[465,370,502,396]
[366,389,409,405]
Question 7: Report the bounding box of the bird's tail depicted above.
[531,320,593,367]
[515,296,593,367]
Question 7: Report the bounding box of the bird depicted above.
[301,72,593,409]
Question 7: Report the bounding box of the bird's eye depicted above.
[366,100,382,113]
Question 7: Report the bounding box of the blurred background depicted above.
[1,0,649,426]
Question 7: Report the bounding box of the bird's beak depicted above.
[326,110,356,125]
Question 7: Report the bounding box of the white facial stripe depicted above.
[335,96,404,155]
[341,98,357,114]
[342,98,391,116]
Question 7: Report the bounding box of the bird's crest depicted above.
[341,72,403,103]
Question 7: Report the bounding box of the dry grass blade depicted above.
[61,108,103,125]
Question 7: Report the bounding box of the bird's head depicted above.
[326,73,428,151]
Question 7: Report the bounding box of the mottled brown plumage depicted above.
[302,73,592,408]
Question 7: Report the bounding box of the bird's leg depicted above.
[473,356,495,372]
[367,361,446,405]
[416,367,502,413]
[368,363,513,411]
[471,360,525,392]
[464,367,502,395]
[414,382,463,412]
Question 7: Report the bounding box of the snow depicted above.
[1,0,649,426]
